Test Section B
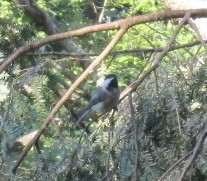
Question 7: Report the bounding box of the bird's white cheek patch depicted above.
[102,77,113,89]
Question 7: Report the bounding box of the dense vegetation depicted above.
[1,0,207,180]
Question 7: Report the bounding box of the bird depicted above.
[77,74,120,122]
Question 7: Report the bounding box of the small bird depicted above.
[77,74,120,122]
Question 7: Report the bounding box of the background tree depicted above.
[1,0,207,180]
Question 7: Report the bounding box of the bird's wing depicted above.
[78,89,107,121]
[88,89,105,108]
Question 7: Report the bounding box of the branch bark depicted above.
[1,9,207,73]
[13,0,85,53]
[22,39,207,59]
[12,0,90,69]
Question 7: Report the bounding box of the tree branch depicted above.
[1,9,207,73]
[128,93,139,181]
[119,12,191,102]
[98,0,108,23]
[158,151,193,181]
[178,123,207,181]
[13,0,86,53]
[24,40,207,57]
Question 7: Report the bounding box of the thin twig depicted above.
[167,54,189,86]
[128,93,139,181]
[171,90,182,135]
[22,40,207,58]
[105,111,115,180]
[98,0,108,23]
[158,151,193,181]
[178,123,207,181]
[64,129,86,179]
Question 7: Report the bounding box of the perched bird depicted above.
[77,74,120,122]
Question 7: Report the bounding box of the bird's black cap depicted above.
[104,74,118,89]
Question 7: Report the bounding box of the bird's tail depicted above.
[78,107,92,122]
[69,109,91,135]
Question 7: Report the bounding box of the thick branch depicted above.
[1,9,207,73]
[9,131,38,152]
[13,0,89,68]
[13,0,85,53]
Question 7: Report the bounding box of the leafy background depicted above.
[0,0,207,180]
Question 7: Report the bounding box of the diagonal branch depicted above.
[98,0,108,23]
[178,123,207,181]
[158,151,193,181]
[12,0,90,69]
[120,12,191,101]
[11,27,128,174]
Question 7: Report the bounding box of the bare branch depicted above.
[158,151,193,181]
[171,90,182,135]
[13,0,85,54]
[188,19,207,50]
[1,9,207,73]
[98,0,108,23]
[128,93,139,181]
[24,40,207,57]
[178,123,207,181]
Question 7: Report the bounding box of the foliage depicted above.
[1,0,207,180]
